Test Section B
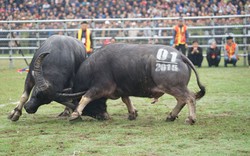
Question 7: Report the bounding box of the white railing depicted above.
[0,15,249,67]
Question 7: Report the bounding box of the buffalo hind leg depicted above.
[122,96,138,120]
[166,98,186,122]
[185,96,196,125]
[166,88,196,125]
[8,74,34,121]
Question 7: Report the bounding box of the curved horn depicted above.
[56,91,86,100]
[34,52,50,92]
[62,88,72,93]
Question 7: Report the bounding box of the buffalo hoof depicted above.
[8,108,22,122]
[58,110,71,118]
[69,112,82,122]
[166,113,177,122]
[185,116,196,125]
[96,112,110,121]
[128,110,138,120]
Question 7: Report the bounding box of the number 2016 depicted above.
[156,49,177,63]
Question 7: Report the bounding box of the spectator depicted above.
[102,38,111,46]
[224,36,238,67]
[42,1,50,11]
[102,36,116,46]
[173,17,189,55]
[110,36,116,43]
[248,52,250,67]
[128,22,139,42]
[188,41,203,67]
[141,21,152,37]
[206,40,221,67]
[101,20,111,37]
[76,21,93,56]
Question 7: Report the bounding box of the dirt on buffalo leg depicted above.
[122,96,138,120]
[185,96,196,125]
[8,73,34,121]
[69,96,91,121]
[8,91,29,121]
[166,98,186,122]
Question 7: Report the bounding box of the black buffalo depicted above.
[39,43,206,124]
[8,35,109,121]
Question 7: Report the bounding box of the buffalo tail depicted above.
[181,54,206,100]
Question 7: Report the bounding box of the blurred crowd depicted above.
[0,0,250,52]
[0,0,249,21]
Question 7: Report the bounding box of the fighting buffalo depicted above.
[42,43,206,124]
[8,35,109,122]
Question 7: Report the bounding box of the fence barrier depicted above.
[0,15,249,67]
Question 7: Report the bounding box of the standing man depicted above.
[173,17,189,55]
[76,21,93,57]
[224,36,238,67]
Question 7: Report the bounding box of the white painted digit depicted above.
[161,64,166,71]
[172,65,178,71]
[166,64,171,71]
[171,64,175,71]
[155,63,161,72]
[170,52,177,63]
[157,49,178,63]
[156,49,168,60]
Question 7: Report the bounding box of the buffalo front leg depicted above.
[8,91,29,121]
[69,96,92,121]
[58,101,76,117]
[58,107,72,117]
[8,73,34,121]
[121,96,138,120]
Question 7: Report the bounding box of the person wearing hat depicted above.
[187,40,203,67]
[224,36,238,67]
[206,40,221,67]
[172,17,189,55]
[76,21,93,56]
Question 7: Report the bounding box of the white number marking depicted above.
[156,49,169,61]
[155,49,179,72]
[155,63,161,72]
[156,48,177,63]
[155,63,179,72]
[170,52,177,63]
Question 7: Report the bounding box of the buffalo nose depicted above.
[24,104,37,114]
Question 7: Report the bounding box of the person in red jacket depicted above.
[172,17,189,55]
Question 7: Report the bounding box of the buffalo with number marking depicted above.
[8,35,109,122]
[39,43,205,124]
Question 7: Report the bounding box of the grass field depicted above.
[0,59,250,156]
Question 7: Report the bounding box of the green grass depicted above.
[0,59,250,156]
